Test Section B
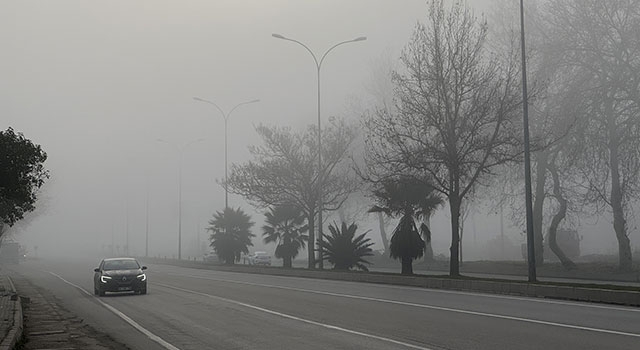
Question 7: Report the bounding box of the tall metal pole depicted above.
[224,117,228,209]
[111,218,114,256]
[500,204,505,260]
[125,198,129,256]
[157,138,204,261]
[178,151,183,260]
[272,33,366,269]
[145,180,149,257]
[316,64,323,269]
[520,0,537,282]
[193,97,259,210]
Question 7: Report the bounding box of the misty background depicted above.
[1,0,636,262]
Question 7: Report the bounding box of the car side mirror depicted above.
[93,268,100,272]
[141,266,147,270]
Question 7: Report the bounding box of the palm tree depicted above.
[208,207,255,265]
[321,222,374,271]
[370,177,443,275]
[262,205,308,268]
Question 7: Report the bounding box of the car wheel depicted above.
[139,288,147,295]
[98,289,105,297]
[94,285,99,296]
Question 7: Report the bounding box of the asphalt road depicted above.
[8,259,640,350]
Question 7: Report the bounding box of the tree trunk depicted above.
[423,216,434,262]
[606,98,633,271]
[283,256,292,268]
[609,132,633,271]
[449,195,461,276]
[307,213,316,269]
[459,214,464,266]
[532,151,547,267]
[401,256,413,275]
[547,163,577,270]
[424,242,434,262]
[377,212,389,253]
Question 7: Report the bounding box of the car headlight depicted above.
[100,275,112,283]
[137,273,146,281]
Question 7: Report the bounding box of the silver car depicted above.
[248,252,271,266]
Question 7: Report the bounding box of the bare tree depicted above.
[227,119,358,269]
[364,0,522,276]
[545,0,640,270]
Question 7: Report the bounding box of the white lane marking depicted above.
[48,272,180,350]
[164,267,640,313]
[167,273,640,339]
[155,282,434,350]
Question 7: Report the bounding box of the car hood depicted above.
[103,269,142,276]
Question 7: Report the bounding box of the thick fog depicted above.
[1,0,636,262]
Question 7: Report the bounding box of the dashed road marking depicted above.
[169,272,640,339]
[155,282,436,350]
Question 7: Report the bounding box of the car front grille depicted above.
[115,275,137,285]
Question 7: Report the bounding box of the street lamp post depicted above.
[193,97,259,209]
[519,0,537,282]
[272,33,366,269]
[157,138,204,260]
[145,179,149,257]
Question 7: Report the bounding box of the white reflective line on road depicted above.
[48,272,180,350]
[155,282,435,350]
[173,273,640,339]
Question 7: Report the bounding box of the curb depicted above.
[0,276,23,350]
[142,257,640,307]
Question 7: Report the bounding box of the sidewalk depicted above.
[0,271,22,350]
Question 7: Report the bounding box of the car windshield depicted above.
[103,259,140,271]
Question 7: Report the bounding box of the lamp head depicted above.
[272,33,285,39]
[354,36,367,42]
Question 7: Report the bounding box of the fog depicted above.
[1,0,637,263]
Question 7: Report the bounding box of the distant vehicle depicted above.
[93,257,147,296]
[203,251,218,263]
[248,251,271,266]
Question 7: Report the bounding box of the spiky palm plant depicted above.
[208,207,255,265]
[321,222,374,271]
[370,177,443,275]
[262,205,308,268]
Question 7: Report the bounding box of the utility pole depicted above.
[125,198,129,256]
[500,204,505,260]
[520,0,537,282]
[145,181,149,257]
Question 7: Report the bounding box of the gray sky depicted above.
[2,0,628,261]
[0,0,428,258]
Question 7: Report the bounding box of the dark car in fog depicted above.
[93,257,147,296]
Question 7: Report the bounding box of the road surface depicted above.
[8,259,640,350]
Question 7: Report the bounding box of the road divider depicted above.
[141,257,640,307]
